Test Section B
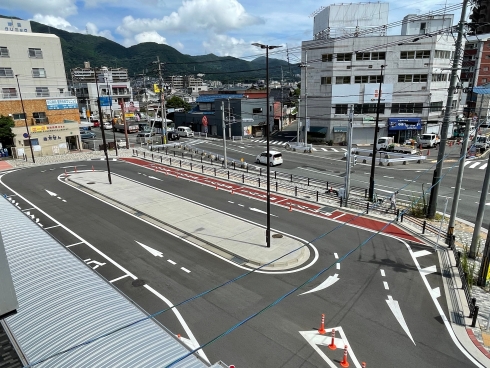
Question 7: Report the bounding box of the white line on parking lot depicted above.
[66,241,84,247]
[167,259,177,265]
[181,267,191,273]
[110,275,130,283]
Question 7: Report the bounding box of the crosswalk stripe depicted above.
[321,148,328,151]
[331,148,338,152]
[312,148,317,151]
[470,162,480,168]
[464,161,473,167]
[480,163,488,170]
[341,148,347,151]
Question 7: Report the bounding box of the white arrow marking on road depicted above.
[299,327,362,368]
[299,274,339,295]
[249,207,278,217]
[136,241,164,257]
[386,295,415,345]
[45,189,57,197]
[148,176,162,181]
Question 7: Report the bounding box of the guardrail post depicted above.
[422,221,426,234]
[295,186,298,196]
[366,202,369,214]
[242,174,245,184]
[316,191,319,202]
[214,168,216,176]
[471,306,479,327]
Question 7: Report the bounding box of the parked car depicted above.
[255,150,283,166]
[176,126,194,137]
[89,116,100,127]
[167,131,180,141]
[136,132,153,144]
[102,122,112,130]
[80,130,96,139]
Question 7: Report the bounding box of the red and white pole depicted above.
[340,345,349,368]
[318,313,326,335]
[328,328,336,350]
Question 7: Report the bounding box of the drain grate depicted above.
[272,234,283,238]
[231,256,248,265]
[132,279,146,287]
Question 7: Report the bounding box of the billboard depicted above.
[363,84,393,103]
[332,85,360,104]
[46,99,78,110]
[125,100,140,113]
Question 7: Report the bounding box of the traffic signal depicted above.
[352,155,357,166]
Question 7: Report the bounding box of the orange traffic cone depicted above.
[361,363,366,368]
[318,314,326,335]
[177,334,181,338]
[340,345,349,368]
[289,203,293,212]
[328,328,337,350]
[231,188,234,194]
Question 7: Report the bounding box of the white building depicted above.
[302,3,457,144]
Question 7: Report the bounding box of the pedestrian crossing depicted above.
[464,160,488,170]
[249,139,347,152]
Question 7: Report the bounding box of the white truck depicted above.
[475,135,489,151]
[376,137,394,151]
[376,136,418,154]
[418,133,440,148]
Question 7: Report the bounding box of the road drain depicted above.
[272,234,283,238]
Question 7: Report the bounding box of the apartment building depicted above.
[302,3,456,144]
[0,18,80,156]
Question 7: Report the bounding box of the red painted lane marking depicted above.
[122,158,421,243]
[0,161,13,171]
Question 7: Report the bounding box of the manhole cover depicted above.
[132,279,146,287]
[87,182,95,184]
[272,234,283,238]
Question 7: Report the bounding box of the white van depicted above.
[256,151,283,166]
[177,126,194,137]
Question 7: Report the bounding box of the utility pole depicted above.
[94,69,112,184]
[345,105,354,201]
[222,101,227,169]
[228,98,232,139]
[427,0,469,218]
[368,65,385,201]
[106,77,117,156]
[120,99,129,149]
[280,66,284,131]
[447,120,471,242]
[154,56,167,144]
[14,75,35,163]
[303,50,308,145]
[297,97,301,145]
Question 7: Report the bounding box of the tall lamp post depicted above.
[368,65,386,202]
[252,43,282,248]
[15,75,35,163]
[105,77,118,156]
[94,68,112,184]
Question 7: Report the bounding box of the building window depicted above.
[336,53,352,61]
[484,67,489,72]
[32,68,46,78]
[0,67,14,78]
[33,112,48,124]
[335,104,348,114]
[400,50,431,59]
[354,103,385,114]
[398,74,427,82]
[0,47,9,57]
[35,87,50,97]
[355,76,369,83]
[356,53,371,61]
[416,50,431,58]
[413,74,428,82]
[429,101,444,112]
[400,51,415,59]
[12,113,26,120]
[391,103,423,114]
[322,54,333,62]
[398,74,412,82]
[369,75,384,83]
[2,88,17,99]
[435,50,451,59]
[371,52,386,60]
[28,48,43,58]
[420,22,427,34]
[335,76,351,84]
[321,76,332,85]
[24,138,39,147]
[432,74,449,82]
[483,78,488,83]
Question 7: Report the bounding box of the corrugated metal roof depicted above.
[0,197,208,368]
[196,94,244,103]
[473,83,490,95]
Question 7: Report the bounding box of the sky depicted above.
[0,0,462,62]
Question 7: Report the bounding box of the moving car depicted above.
[80,130,96,139]
[176,126,194,137]
[255,150,283,166]
[102,122,112,130]
[167,131,180,141]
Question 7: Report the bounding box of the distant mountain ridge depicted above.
[1,15,299,82]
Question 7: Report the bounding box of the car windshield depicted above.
[421,135,432,139]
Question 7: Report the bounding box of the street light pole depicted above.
[368,65,385,201]
[94,69,112,184]
[252,43,282,248]
[15,75,35,163]
[106,77,118,156]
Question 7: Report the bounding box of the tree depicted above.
[0,115,15,149]
[166,96,191,112]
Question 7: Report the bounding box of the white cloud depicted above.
[1,0,78,17]
[172,41,184,51]
[134,31,167,44]
[83,0,118,8]
[116,0,263,38]
[86,22,114,40]
[203,34,259,57]
[32,14,80,32]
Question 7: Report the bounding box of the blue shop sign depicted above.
[98,96,111,106]
[388,117,422,131]
[46,99,78,110]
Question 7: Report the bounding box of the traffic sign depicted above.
[202,115,208,127]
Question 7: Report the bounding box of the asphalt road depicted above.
[0,160,478,367]
[181,138,490,228]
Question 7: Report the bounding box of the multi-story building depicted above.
[0,18,80,156]
[302,3,457,144]
[70,63,132,118]
[164,75,204,90]
[469,0,490,35]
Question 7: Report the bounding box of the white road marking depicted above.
[420,265,437,275]
[336,263,340,270]
[66,241,84,248]
[470,162,480,168]
[85,259,106,269]
[480,163,488,170]
[386,295,415,345]
[431,287,441,299]
[383,176,395,179]
[299,274,339,295]
[45,189,57,197]
[332,213,345,220]
[167,259,176,265]
[110,275,130,283]
[334,253,339,259]
[331,148,338,152]
[22,207,34,211]
[383,281,389,290]
[148,176,162,181]
[44,224,61,230]
[238,204,244,207]
[249,207,278,217]
[136,241,164,257]
[380,269,385,277]
[181,267,191,273]
[321,148,328,151]
[412,250,432,258]
[228,201,234,203]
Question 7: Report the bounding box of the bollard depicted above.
[180,160,182,168]
[160,156,163,163]
[214,168,216,176]
[295,186,298,196]
[396,209,400,220]
[307,178,310,186]
[422,220,426,234]
[143,152,146,159]
[340,197,343,207]
[202,165,204,173]
[361,363,366,368]
[170,158,172,166]
[260,168,262,176]
[471,306,479,327]
[276,182,278,192]
[316,191,319,202]
[182,152,184,158]
[258,178,261,187]
[152,153,154,160]
[400,212,404,222]
[190,163,192,171]
[173,151,176,157]
[289,203,292,212]
[290,174,293,182]
[274,171,277,179]
[318,314,326,334]
[328,328,336,350]
[340,345,349,367]
[233,161,236,170]
[366,202,369,214]
[470,298,477,317]
[242,174,245,184]
[365,188,368,198]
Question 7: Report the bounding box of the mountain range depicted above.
[3,15,299,83]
